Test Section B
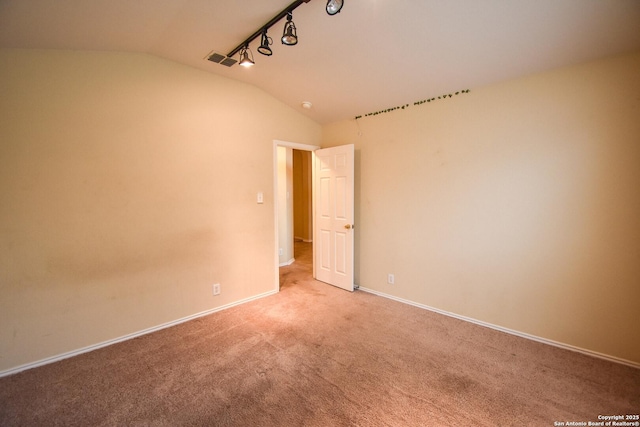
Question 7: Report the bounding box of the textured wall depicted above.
[322,51,640,364]
[277,146,294,265]
[0,49,321,372]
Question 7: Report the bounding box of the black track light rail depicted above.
[226,0,311,59]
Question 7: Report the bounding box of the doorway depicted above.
[273,141,356,292]
[273,140,318,291]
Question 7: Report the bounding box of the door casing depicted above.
[272,140,355,292]
[272,140,319,290]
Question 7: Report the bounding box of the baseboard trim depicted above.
[0,289,278,378]
[279,258,295,267]
[358,286,639,369]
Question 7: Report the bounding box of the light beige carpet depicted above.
[1,242,638,426]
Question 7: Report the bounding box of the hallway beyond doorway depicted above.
[279,241,312,290]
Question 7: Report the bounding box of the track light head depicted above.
[281,12,298,46]
[238,45,255,67]
[326,0,344,15]
[257,31,273,56]
[215,0,313,68]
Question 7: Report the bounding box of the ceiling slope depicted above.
[2,0,640,124]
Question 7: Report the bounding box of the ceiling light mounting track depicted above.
[211,0,345,68]
[225,0,311,61]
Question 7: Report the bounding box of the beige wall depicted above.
[2,47,638,372]
[277,146,294,265]
[322,51,640,364]
[0,49,321,372]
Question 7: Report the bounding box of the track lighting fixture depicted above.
[326,0,344,15]
[281,12,298,46]
[257,30,273,56]
[207,0,343,68]
[238,45,255,67]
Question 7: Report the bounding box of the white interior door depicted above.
[313,144,354,291]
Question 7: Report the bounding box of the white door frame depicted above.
[272,140,320,291]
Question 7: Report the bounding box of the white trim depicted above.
[311,151,317,280]
[273,140,320,152]
[0,289,278,378]
[358,286,640,370]
[279,258,295,267]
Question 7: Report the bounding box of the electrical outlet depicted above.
[387,274,395,285]
[213,283,221,296]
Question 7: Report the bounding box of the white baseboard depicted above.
[6,286,636,377]
[279,258,295,267]
[0,289,278,378]
[358,286,639,369]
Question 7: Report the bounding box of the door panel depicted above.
[314,144,354,291]
[320,230,331,270]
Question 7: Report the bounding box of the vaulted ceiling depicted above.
[2,0,640,124]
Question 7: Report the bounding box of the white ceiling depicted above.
[2,0,640,124]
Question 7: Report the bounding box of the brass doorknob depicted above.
[344,224,353,229]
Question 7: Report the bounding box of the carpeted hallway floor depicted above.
[1,241,638,426]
